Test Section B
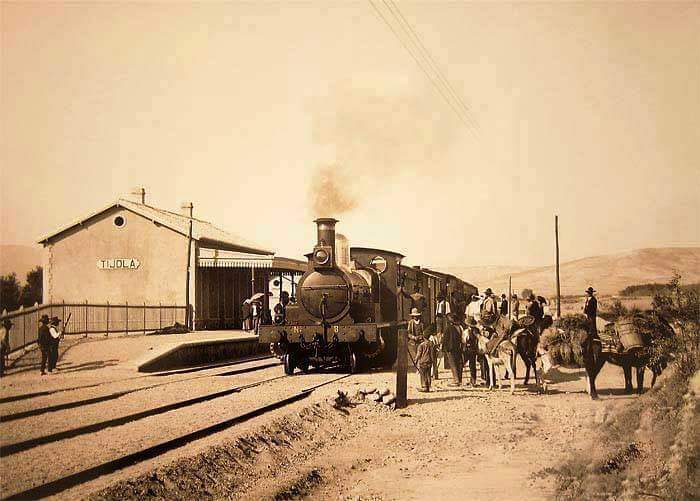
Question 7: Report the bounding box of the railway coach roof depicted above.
[350,247,405,259]
[38,198,274,255]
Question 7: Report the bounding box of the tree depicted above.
[20,266,43,307]
[0,273,21,313]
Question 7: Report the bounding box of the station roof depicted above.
[38,198,274,255]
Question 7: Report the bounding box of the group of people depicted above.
[0,314,64,377]
[241,291,293,334]
[38,314,64,375]
[404,284,559,393]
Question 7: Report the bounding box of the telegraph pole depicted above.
[555,215,561,318]
[508,276,512,317]
[183,202,194,330]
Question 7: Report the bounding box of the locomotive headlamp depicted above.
[313,248,330,265]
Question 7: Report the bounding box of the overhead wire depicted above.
[383,0,479,131]
[367,0,477,135]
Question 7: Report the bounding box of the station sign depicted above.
[97,258,141,270]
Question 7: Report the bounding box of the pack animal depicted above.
[476,330,516,394]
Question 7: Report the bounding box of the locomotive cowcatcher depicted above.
[258,218,406,374]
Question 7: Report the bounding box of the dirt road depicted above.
[244,362,636,500]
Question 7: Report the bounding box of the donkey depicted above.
[486,315,540,386]
[476,331,517,394]
[578,316,673,400]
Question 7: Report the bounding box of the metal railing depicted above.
[1,302,187,353]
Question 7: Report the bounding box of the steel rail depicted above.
[2,373,353,501]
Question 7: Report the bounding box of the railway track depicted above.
[0,354,276,405]
[2,372,352,500]
[0,356,280,423]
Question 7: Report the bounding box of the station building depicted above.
[38,197,305,330]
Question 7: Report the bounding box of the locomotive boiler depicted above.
[258,218,403,374]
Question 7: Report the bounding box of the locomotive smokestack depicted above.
[314,218,339,259]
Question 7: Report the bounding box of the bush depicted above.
[554,273,700,501]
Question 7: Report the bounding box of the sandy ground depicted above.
[242,362,638,501]
[1,333,646,500]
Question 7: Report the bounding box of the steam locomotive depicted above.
[258,218,476,374]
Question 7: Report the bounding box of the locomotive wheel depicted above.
[298,356,310,373]
[283,353,296,375]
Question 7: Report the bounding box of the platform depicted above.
[134,330,270,372]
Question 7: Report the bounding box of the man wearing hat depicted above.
[38,314,51,375]
[511,293,520,320]
[462,316,479,386]
[435,292,451,336]
[407,308,425,344]
[583,287,598,336]
[499,293,509,317]
[441,313,463,386]
[465,294,482,324]
[480,288,498,326]
[48,317,63,372]
[1,318,12,377]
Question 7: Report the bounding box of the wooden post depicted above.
[84,300,88,337]
[143,302,146,334]
[125,301,129,335]
[508,276,512,318]
[22,307,26,348]
[396,328,408,409]
[555,215,561,318]
[106,302,110,337]
[183,202,194,331]
[159,302,162,330]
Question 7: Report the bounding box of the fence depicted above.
[1,302,187,353]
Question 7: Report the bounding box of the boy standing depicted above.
[415,330,434,392]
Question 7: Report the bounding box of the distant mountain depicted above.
[436,265,537,288]
[0,245,43,283]
[436,247,700,296]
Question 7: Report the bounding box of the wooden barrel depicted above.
[615,319,644,351]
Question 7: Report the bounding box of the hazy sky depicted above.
[2,1,698,268]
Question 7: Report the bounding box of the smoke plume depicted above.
[307,80,462,216]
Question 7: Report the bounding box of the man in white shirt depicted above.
[48,317,63,372]
[435,292,451,335]
[465,294,482,324]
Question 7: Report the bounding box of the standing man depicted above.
[435,292,451,335]
[511,293,520,320]
[251,300,261,335]
[465,294,482,324]
[527,292,544,333]
[583,287,598,336]
[48,317,62,372]
[462,316,479,386]
[499,294,509,316]
[241,299,252,331]
[441,313,463,387]
[481,288,498,327]
[1,318,12,377]
[407,308,425,343]
[38,314,51,375]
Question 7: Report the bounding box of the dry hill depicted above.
[439,247,700,296]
